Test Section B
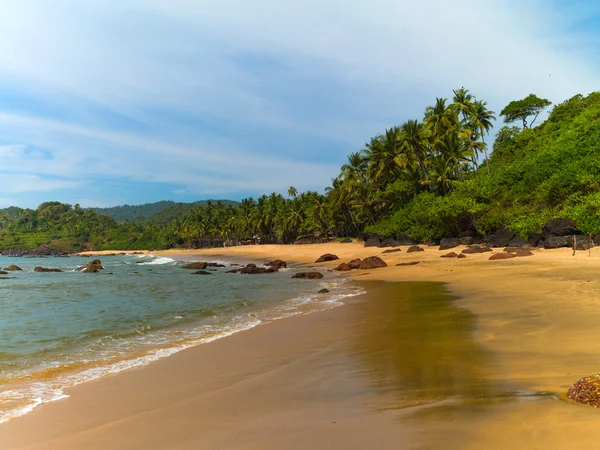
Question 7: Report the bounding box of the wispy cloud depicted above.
[0,0,598,207]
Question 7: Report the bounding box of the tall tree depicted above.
[500,94,551,129]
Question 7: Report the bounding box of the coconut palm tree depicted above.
[470,100,496,173]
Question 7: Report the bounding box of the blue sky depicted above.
[0,0,599,208]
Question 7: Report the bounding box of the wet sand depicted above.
[6,243,600,448]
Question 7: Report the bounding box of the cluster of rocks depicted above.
[224,260,286,275]
[364,218,595,252]
[567,373,600,407]
[334,256,388,271]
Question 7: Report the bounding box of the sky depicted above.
[0,0,599,208]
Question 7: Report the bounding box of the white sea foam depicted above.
[136,256,176,266]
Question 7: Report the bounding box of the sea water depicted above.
[0,254,362,422]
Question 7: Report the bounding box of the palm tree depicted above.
[452,87,473,123]
[400,119,429,185]
[288,186,298,198]
[470,100,496,173]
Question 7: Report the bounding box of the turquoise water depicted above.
[0,254,360,422]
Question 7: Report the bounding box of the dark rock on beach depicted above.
[459,236,474,245]
[396,261,420,266]
[292,272,324,279]
[335,263,353,271]
[382,249,401,254]
[182,262,209,270]
[34,267,63,273]
[439,238,460,251]
[488,253,515,260]
[490,229,516,248]
[315,253,340,263]
[406,246,424,253]
[567,373,600,407]
[340,237,353,243]
[358,256,387,269]
[462,245,492,254]
[543,218,577,238]
[508,235,527,247]
[318,288,330,294]
[440,252,459,258]
[4,265,22,271]
[378,238,399,248]
[364,236,381,247]
[206,262,226,268]
[544,235,570,249]
[568,235,594,250]
[396,234,419,246]
[527,232,543,247]
[457,254,466,259]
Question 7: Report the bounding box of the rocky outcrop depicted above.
[81,259,103,273]
[240,265,275,274]
[508,236,527,247]
[358,256,387,269]
[406,246,424,253]
[459,236,474,245]
[544,235,570,249]
[4,265,22,271]
[462,246,492,254]
[291,272,324,279]
[567,373,600,407]
[315,254,339,263]
[364,236,381,247]
[0,247,70,257]
[34,267,63,272]
[396,235,419,245]
[378,238,399,248]
[488,253,515,260]
[527,233,543,247]
[266,260,287,270]
[543,218,576,238]
[440,252,459,258]
[182,262,208,270]
[206,262,226,268]
[439,238,460,251]
[489,229,516,247]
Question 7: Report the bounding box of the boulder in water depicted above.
[81,259,104,273]
[182,262,208,270]
[4,265,22,271]
[292,272,324,279]
[34,267,62,273]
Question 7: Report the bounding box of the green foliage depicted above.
[500,94,552,129]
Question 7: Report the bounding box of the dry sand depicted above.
[5,242,600,448]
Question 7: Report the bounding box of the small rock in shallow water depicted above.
[318,288,329,294]
[292,272,324,280]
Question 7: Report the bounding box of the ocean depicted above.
[0,254,362,423]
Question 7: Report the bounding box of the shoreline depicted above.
[5,243,600,447]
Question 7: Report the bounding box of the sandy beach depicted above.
[4,242,600,448]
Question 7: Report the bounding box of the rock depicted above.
[508,235,527,247]
[378,238,399,248]
[0,247,70,257]
[439,238,460,251]
[0,271,8,275]
[266,260,287,270]
[490,229,515,247]
[292,272,324,279]
[567,373,600,407]
[358,256,388,269]
[335,263,353,271]
[81,259,103,273]
[503,246,531,252]
[315,253,340,263]
[34,267,63,272]
[568,235,594,250]
[4,265,22,271]
[423,238,440,246]
[488,253,515,260]
[406,246,424,253]
[459,236,474,245]
[462,246,492,254]
[182,262,208,270]
[206,262,226,267]
[240,265,275,274]
[396,261,420,266]
[472,235,484,245]
[440,252,459,258]
[318,288,330,294]
[347,259,362,269]
[192,270,212,275]
[514,250,534,257]
[382,249,401,254]
[527,232,543,247]
[544,235,570,249]
[340,238,353,243]
[396,235,419,245]
[543,218,576,238]
[457,254,466,259]
[364,236,381,247]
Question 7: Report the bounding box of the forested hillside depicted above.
[0,90,598,252]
